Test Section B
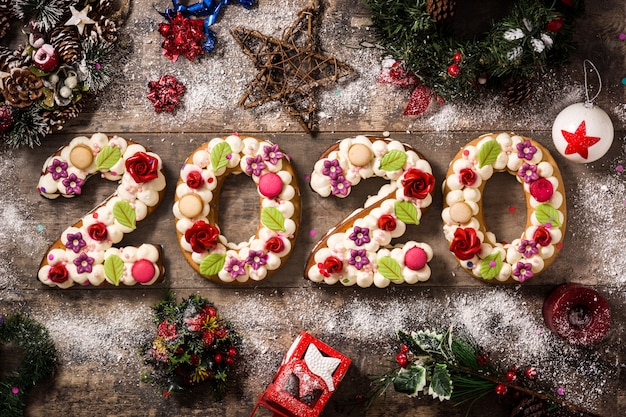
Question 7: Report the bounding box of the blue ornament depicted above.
[159,0,254,52]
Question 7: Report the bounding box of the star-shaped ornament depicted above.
[303,343,341,391]
[561,120,600,159]
[65,5,96,35]
[231,0,353,133]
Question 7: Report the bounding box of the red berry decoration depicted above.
[396,352,408,368]
[33,43,60,72]
[495,383,508,396]
[524,367,538,380]
[506,371,517,382]
[214,352,223,364]
[453,52,462,63]
[0,105,14,132]
[400,344,409,353]
[147,75,186,113]
[228,346,238,357]
[542,283,612,345]
[447,64,461,77]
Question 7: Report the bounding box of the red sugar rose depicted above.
[265,236,285,253]
[459,167,478,187]
[185,220,220,253]
[186,170,204,189]
[126,152,159,184]
[48,263,69,283]
[401,168,435,200]
[450,227,482,260]
[318,256,343,277]
[377,214,397,231]
[532,226,552,246]
[87,221,108,242]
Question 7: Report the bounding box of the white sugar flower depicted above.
[504,28,524,41]
[541,33,554,49]
[507,46,523,61]
[531,38,545,53]
[523,18,533,32]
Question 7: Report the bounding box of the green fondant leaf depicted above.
[429,363,453,401]
[479,252,502,280]
[95,145,121,171]
[210,141,232,171]
[477,139,501,168]
[393,365,426,397]
[113,200,136,230]
[104,255,124,286]
[261,207,285,232]
[379,149,407,171]
[535,204,562,228]
[378,256,404,281]
[199,253,226,276]
[395,201,419,225]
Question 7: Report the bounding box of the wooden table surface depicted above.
[1,1,625,416]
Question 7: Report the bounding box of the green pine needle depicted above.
[4,105,49,148]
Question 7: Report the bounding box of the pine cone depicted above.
[510,395,547,417]
[0,11,10,39]
[0,45,24,72]
[49,26,81,64]
[2,68,44,108]
[426,0,456,21]
[503,76,533,106]
[91,0,114,16]
[41,98,87,131]
[86,17,119,43]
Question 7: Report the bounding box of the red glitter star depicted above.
[561,120,600,159]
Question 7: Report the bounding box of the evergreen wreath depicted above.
[365,0,584,104]
[0,0,125,148]
[143,291,241,398]
[0,314,58,417]
[365,326,606,417]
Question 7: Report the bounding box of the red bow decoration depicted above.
[158,13,206,62]
[377,59,442,116]
[147,75,186,113]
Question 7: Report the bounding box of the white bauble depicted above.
[551,102,614,163]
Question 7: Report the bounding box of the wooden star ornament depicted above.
[231,0,354,133]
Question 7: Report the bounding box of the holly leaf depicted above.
[95,145,121,171]
[477,139,500,168]
[535,204,562,228]
[113,200,136,230]
[199,253,226,276]
[428,363,453,401]
[379,149,407,171]
[394,201,419,225]
[398,330,429,356]
[210,141,232,171]
[413,330,444,356]
[261,207,285,232]
[393,365,427,397]
[104,255,124,286]
[377,256,404,281]
[479,252,502,280]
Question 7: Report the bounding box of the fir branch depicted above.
[13,0,66,32]
[80,38,114,92]
[4,105,49,148]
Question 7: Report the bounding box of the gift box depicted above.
[250,331,351,417]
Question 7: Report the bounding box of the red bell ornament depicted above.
[551,60,614,163]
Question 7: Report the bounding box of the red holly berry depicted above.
[0,105,13,132]
[506,371,517,382]
[400,344,409,353]
[525,367,538,380]
[476,353,489,367]
[495,383,508,395]
[225,356,235,366]
[396,352,408,368]
[453,52,462,63]
[228,346,238,357]
[546,16,564,32]
[447,64,461,77]
[214,326,228,339]
[214,353,223,364]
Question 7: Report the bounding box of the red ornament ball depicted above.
[0,105,13,132]
[447,64,461,77]
[396,352,408,368]
[453,52,462,63]
[506,371,517,382]
[495,383,508,396]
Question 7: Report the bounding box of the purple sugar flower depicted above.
[65,232,86,253]
[349,226,370,246]
[322,159,342,180]
[47,158,68,180]
[62,173,84,195]
[330,175,351,196]
[518,163,538,183]
[348,249,369,270]
[263,144,283,165]
[225,257,246,279]
[516,140,537,160]
[74,252,94,274]
[246,250,268,270]
[512,261,534,282]
[518,239,538,258]
[245,155,266,176]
